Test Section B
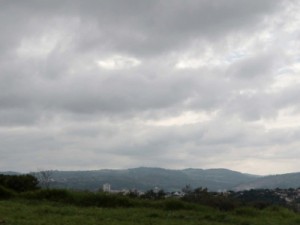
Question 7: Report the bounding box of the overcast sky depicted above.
[1,0,300,175]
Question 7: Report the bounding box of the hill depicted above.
[234,172,300,191]
[6,168,300,191]
[31,167,259,192]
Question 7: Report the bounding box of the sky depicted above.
[1,0,300,175]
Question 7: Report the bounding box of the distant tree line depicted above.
[0,174,39,193]
[139,186,298,211]
[2,174,300,212]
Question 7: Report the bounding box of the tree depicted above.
[37,170,53,189]
[0,174,39,192]
[182,184,193,194]
[142,189,166,199]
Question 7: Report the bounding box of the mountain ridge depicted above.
[234,171,300,191]
[3,167,300,191]
[30,167,260,191]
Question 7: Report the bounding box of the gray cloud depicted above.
[0,0,300,175]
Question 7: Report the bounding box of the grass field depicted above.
[1,199,300,225]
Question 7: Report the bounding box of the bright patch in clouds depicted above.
[175,57,226,69]
[145,111,217,127]
[257,107,300,130]
[269,66,300,92]
[96,55,141,70]
[175,48,228,69]
[17,34,60,58]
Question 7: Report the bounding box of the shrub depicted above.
[78,193,133,208]
[21,189,134,208]
[211,197,239,211]
[0,185,16,199]
[250,201,271,209]
[183,189,239,211]
[21,189,73,203]
[235,207,259,217]
[0,174,39,192]
[163,199,187,210]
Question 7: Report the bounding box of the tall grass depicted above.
[1,199,300,225]
[0,187,299,225]
[20,189,133,208]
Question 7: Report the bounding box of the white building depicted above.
[103,183,111,192]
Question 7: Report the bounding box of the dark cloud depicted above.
[0,0,283,57]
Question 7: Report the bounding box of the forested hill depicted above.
[27,167,259,192]
[3,168,300,193]
[234,172,300,191]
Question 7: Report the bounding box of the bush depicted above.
[250,201,271,210]
[21,189,73,203]
[183,189,239,211]
[0,185,16,199]
[211,197,239,211]
[163,199,187,210]
[78,193,133,207]
[21,189,133,208]
[0,174,39,192]
[235,207,259,217]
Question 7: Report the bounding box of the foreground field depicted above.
[1,199,300,225]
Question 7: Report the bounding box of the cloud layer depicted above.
[1,0,300,175]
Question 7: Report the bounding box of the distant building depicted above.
[103,183,111,192]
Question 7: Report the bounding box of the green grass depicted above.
[1,199,300,225]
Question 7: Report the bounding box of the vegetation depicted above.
[1,197,300,225]
[0,174,39,192]
[1,174,300,224]
[29,168,259,191]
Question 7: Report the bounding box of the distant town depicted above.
[101,182,300,211]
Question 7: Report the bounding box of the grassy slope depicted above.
[1,199,300,225]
